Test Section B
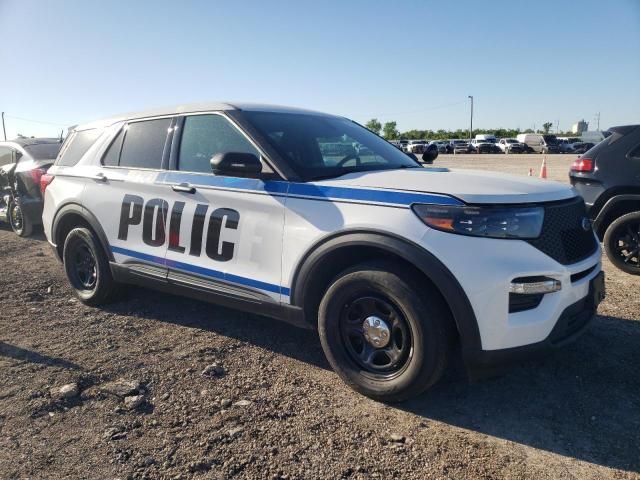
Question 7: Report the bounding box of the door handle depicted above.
[172,183,196,194]
[93,172,108,183]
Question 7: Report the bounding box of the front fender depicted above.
[290,229,482,361]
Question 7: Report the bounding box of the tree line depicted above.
[364,119,568,141]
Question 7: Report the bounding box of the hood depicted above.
[312,168,576,204]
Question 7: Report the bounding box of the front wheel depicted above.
[603,211,640,275]
[8,200,33,237]
[63,227,121,305]
[318,261,451,402]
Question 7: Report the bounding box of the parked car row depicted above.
[391,133,596,155]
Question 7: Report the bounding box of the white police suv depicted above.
[41,103,605,401]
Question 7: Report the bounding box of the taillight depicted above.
[30,167,47,185]
[570,157,593,173]
[40,173,55,196]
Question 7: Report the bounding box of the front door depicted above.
[160,113,286,303]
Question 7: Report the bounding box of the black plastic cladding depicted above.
[527,197,598,265]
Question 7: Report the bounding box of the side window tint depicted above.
[102,129,124,166]
[56,129,102,166]
[628,143,640,160]
[178,115,259,174]
[0,147,12,166]
[119,118,171,169]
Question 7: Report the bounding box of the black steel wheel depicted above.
[71,243,98,289]
[63,227,121,304]
[604,211,640,275]
[318,261,451,402]
[339,296,412,378]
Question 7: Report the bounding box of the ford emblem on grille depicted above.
[582,217,591,231]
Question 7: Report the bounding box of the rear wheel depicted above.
[8,200,32,237]
[63,227,121,305]
[604,211,640,275]
[318,261,451,402]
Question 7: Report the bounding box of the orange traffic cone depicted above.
[528,168,533,176]
[539,156,547,179]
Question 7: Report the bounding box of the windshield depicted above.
[23,142,62,160]
[243,112,420,181]
[506,139,518,143]
[543,135,558,145]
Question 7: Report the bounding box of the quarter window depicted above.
[629,143,640,160]
[178,115,260,174]
[119,118,171,169]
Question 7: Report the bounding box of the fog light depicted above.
[510,277,561,295]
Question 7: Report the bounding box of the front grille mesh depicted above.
[527,197,598,265]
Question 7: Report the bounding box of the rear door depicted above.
[161,113,286,303]
[81,116,175,280]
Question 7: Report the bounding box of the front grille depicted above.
[527,197,598,265]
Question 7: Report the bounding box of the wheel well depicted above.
[54,212,92,259]
[299,245,458,339]
[596,199,640,238]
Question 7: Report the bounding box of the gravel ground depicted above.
[0,154,638,479]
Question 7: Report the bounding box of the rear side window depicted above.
[119,118,171,169]
[24,143,62,160]
[178,114,259,173]
[629,143,640,160]
[57,129,102,166]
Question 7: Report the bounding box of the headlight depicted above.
[412,204,544,239]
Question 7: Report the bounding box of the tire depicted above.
[63,227,121,305]
[603,211,640,275]
[318,261,451,402]
[8,200,33,237]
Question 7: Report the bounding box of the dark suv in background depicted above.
[0,137,62,236]
[570,125,640,275]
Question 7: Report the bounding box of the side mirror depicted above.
[210,152,262,176]
[421,144,438,164]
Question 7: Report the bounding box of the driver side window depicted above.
[178,114,262,174]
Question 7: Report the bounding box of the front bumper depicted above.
[467,271,604,378]
[421,227,603,351]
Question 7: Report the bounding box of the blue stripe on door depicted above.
[111,245,289,296]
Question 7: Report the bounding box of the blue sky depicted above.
[1,0,639,139]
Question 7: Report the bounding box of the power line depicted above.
[3,114,70,127]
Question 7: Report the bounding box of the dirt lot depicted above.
[1,154,638,479]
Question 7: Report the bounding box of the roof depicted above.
[76,102,339,131]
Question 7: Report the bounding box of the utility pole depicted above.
[1,112,6,141]
[468,95,473,141]
[595,112,600,130]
